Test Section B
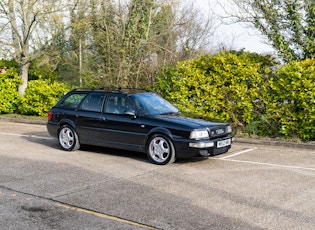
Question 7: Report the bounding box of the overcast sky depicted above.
[194,0,275,54]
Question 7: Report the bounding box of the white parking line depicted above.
[0,132,54,140]
[220,148,256,159]
[215,147,315,171]
[219,158,315,171]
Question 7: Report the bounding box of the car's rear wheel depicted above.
[147,134,176,165]
[58,125,80,151]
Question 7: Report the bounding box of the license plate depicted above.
[217,139,231,148]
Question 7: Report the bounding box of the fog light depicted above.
[189,142,214,148]
[199,150,209,156]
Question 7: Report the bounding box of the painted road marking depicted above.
[0,187,157,230]
[216,148,315,171]
[220,148,256,159]
[216,158,315,171]
[56,203,158,230]
[0,131,54,140]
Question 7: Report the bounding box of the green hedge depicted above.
[267,59,315,140]
[0,74,69,116]
[152,51,315,141]
[0,60,69,116]
[152,51,271,125]
[18,79,69,116]
[0,68,20,114]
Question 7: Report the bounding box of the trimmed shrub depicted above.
[0,68,20,114]
[267,59,315,140]
[152,51,271,126]
[18,79,69,116]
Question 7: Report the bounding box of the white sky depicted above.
[194,0,275,54]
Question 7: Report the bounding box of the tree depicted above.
[0,0,217,90]
[53,0,92,87]
[0,0,77,94]
[227,0,315,62]
[86,0,217,88]
[88,0,175,88]
[173,1,216,60]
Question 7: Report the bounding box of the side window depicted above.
[104,94,133,114]
[81,93,105,112]
[58,93,87,109]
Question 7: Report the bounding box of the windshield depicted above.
[129,93,179,116]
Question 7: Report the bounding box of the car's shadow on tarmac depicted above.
[22,131,209,165]
[80,144,149,163]
[22,131,150,163]
[174,157,209,164]
[22,131,59,148]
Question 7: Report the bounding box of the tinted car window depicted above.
[59,93,87,109]
[104,94,134,114]
[129,92,179,115]
[81,93,105,112]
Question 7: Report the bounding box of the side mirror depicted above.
[124,110,137,119]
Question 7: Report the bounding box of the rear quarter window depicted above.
[80,93,105,112]
[58,93,87,109]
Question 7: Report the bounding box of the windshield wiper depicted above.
[160,111,180,115]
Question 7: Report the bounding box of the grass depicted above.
[0,114,47,122]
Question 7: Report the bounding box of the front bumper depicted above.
[173,135,233,158]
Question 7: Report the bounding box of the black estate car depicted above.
[47,89,233,165]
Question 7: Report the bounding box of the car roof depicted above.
[69,88,150,96]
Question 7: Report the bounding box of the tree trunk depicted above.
[18,60,31,95]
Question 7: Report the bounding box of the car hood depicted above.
[152,114,227,129]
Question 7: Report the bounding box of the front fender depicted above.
[142,127,175,149]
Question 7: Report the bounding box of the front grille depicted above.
[209,126,228,138]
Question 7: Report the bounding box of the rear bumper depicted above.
[46,122,59,138]
[173,135,233,158]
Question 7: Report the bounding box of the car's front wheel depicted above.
[58,125,80,151]
[147,134,176,165]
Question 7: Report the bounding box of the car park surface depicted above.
[0,120,314,229]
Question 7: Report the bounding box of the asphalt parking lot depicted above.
[0,120,314,229]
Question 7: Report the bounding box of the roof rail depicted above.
[70,87,151,94]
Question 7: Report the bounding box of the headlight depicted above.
[226,125,232,133]
[189,129,209,139]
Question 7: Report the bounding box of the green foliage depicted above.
[28,60,60,81]
[18,79,69,116]
[238,0,315,62]
[152,51,272,126]
[0,59,18,70]
[0,68,20,114]
[89,0,168,88]
[244,114,279,137]
[267,59,315,140]
[0,59,68,116]
[148,66,178,97]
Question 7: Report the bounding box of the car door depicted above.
[99,93,143,151]
[75,92,105,144]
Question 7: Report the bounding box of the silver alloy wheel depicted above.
[59,126,76,150]
[148,136,171,164]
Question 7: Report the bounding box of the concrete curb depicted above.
[1,116,315,150]
[235,137,315,150]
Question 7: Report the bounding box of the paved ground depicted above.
[0,120,314,229]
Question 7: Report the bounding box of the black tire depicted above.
[58,125,80,151]
[147,134,176,165]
